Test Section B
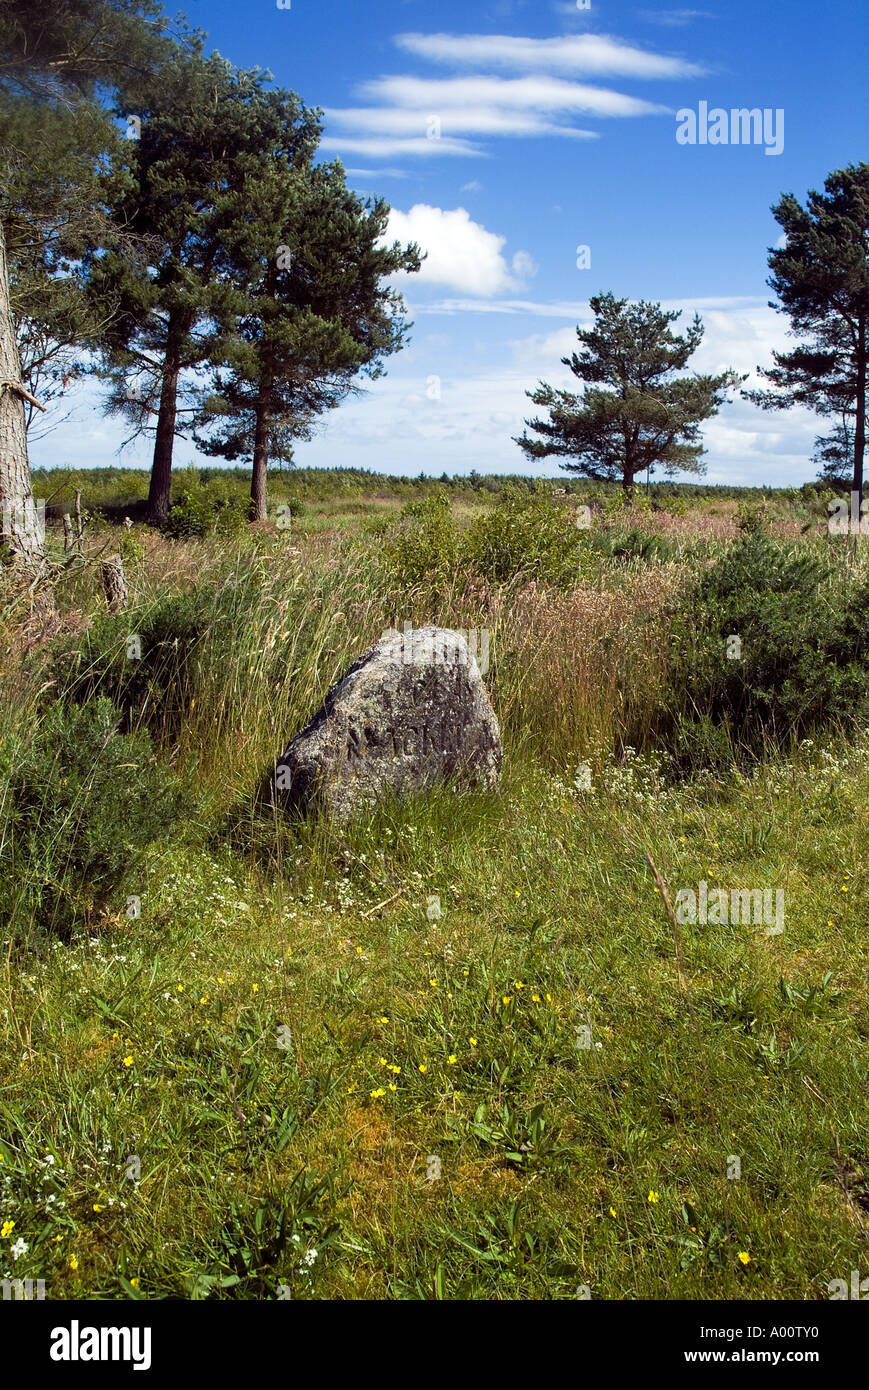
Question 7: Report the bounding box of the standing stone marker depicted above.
[272,626,501,820]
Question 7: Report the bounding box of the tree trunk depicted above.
[852,315,866,506]
[101,555,128,612]
[147,319,184,526]
[250,379,272,523]
[0,216,44,570]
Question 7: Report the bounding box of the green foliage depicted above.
[604,527,676,563]
[56,589,211,736]
[383,486,591,589]
[382,490,459,585]
[0,697,187,934]
[462,485,589,585]
[663,527,869,765]
[163,485,249,538]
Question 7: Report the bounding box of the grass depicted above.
[0,470,867,1300]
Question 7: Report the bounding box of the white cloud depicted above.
[395,31,706,80]
[345,167,411,180]
[639,10,716,28]
[384,205,525,296]
[461,179,482,192]
[323,102,599,140]
[323,70,672,159]
[359,74,668,121]
[319,135,481,158]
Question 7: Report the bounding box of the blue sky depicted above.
[32,0,868,484]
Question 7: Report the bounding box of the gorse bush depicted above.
[462,485,589,586]
[383,485,680,591]
[0,698,188,935]
[662,526,869,767]
[56,590,212,738]
[382,490,459,586]
[164,485,249,538]
[384,485,592,589]
[600,527,677,564]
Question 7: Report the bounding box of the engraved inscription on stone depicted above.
[272,627,502,820]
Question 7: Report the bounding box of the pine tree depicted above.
[0,0,168,569]
[746,163,869,500]
[515,293,741,495]
[192,157,421,520]
[88,47,321,524]
[2,97,124,438]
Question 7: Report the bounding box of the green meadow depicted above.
[1,470,867,1300]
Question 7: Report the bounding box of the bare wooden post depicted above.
[101,554,128,612]
[74,489,84,557]
[62,514,73,553]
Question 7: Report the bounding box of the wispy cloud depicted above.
[416,294,765,317]
[638,9,716,27]
[345,167,411,180]
[323,74,667,156]
[319,135,482,158]
[359,75,668,120]
[323,101,600,141]
[395,31,706,79]
[323,31,694,160]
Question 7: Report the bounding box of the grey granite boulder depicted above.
[273,626,501,820]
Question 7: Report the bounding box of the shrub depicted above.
[55,589,211,738]
[382,491,458,586]
[661,527,869,767]
[604,528,677,563]
[0,697,189,934]
[164,486,248,538]
[462,485,588,586]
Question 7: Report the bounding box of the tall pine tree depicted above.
[192,156,421,520]
[746,163,869,501]
[90,47,321,523]
[515,293,741,495]
[0,0,168,569]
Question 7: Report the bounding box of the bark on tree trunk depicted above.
[852,317,866,506]
[250,393,271,523]
[101,555,128,612]
[147,322,184,525]
[0,217,45,570]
